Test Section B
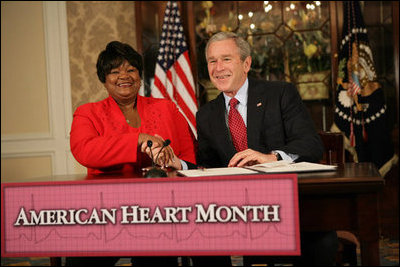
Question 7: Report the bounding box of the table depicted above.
[297,162,383,266]
[3,162,383,266]
[228,162,382,266]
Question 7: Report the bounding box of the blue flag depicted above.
[332,1,397,175]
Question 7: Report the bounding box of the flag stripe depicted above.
[183,52,195,88]
[165,69,196,127]
[154,64,197,127]
[152,68,171,100]
[168,63,197,114]
[176,52,196,102]
[174,59,196,105]
[153,68,196,132]
[177,109,196,142]
[154,63,174,99]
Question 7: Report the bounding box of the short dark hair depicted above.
[206,32,251,61]
[96,41,143,83]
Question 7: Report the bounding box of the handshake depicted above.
[138,133,182,171]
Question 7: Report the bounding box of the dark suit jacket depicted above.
[196,77,323,168]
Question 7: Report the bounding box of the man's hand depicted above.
[228,149,278,167]
[138,133,174,166]
[150,145,182,170]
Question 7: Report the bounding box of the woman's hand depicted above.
[151,135,182,169]
[138,133,175,167]
[228,149,277,167]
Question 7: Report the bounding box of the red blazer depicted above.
[70,95,196,174]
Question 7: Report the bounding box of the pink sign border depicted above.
[1,174,300,257]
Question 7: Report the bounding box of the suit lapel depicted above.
[247,79,265,150]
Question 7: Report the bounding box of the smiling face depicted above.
[104,60,141,105]
[206,39,251,97]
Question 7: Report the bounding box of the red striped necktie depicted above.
[228,98,248,152]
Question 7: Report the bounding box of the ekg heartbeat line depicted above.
[6,187,294,245]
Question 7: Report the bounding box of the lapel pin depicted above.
[257,102,262,107]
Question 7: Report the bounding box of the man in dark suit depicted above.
[193,31,338,266]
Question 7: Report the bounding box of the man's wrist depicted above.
[180,159,188,170]
[270,151,282,161]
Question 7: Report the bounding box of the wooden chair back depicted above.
[318,131,345,165]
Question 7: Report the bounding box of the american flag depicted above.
[349,82,361,96]
[151,1,198,137]
[349,74,361,96]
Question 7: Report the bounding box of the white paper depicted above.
[177,167,258,177]
[246,161,337,173]
[177,161,337,177]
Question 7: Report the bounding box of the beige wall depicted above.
[1,1,136,182]
[1,1,53,182]
[1,1,49,135]
[66,1,136,113]
[1,156,52,181]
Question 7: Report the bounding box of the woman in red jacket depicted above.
[68,41,196,266]
[70,41,196,176]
